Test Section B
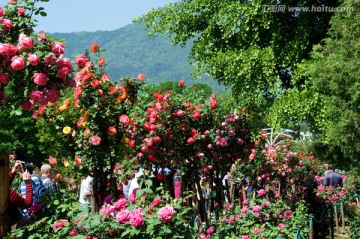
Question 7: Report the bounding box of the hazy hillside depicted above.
[52,23,227,92]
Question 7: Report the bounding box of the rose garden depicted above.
[0,0,359,238]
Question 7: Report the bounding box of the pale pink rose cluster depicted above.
[100,204,115,217]
[53,219,68,230]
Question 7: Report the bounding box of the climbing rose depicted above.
[51,42,65,55]
[10,56,25,71]
[116,210,130,224]
[137,73,145,80]
[49,156,57,164]
[27,54,40,66]
[33,73,48,86]
[178,80,185,87]
[90,136,101,145]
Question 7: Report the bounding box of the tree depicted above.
[135,0,339,125]
[269,0,360,166]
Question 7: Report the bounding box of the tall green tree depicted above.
[269,0,360,166]
[135,0,338,125]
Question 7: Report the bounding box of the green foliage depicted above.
[135,0,338,127]
[271,0,360,167]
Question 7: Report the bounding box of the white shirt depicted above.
[79,176,93,204]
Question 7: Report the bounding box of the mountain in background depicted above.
[52,23,227,92]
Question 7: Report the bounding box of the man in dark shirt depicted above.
[324,165,343,188]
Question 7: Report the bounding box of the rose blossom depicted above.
[100,204,115,217]
[257,189,266,197]
[17,6,25,16]
[242,236,249,239]
[253,205,261,214]
[53,219,68,229]
[0,19,12,31]
[119,114,130,125]
[33,73,48,86]
[49,156,57,164]
[75,54,88,68]
[0,43,17,56]
[107,126,117,136]
[0,73,10,84]
[151,198,162,207]
[129,209,144,228]
[187,137,195,144]
[158,206,176,223]
[90,136,101,145]
[75,157,82,166]
[10,56,25,71]
[21,100,33,110]
[278,223,286,230]
[114,198,127,211]
[116,209,130,223]
[18,34,34,50]
[178,80,185,87]
[206,226,215,235]
[137,73,145,80]
[27,54,40,66]
[51,42,65,55]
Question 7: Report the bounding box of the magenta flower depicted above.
[151,198,162,207]
[10,56,25,71]
[116,209,130,224]
[33,73,48,86]
[114,198,127,211]
[278,223,286,230]
[100,204,115,217]
[129,209,144,228]
[51,42,65,55]
[158,205,176,223]
[257,189,266,197]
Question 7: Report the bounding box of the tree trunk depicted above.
[0,153,10,237]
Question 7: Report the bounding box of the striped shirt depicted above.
[20,174,41,197]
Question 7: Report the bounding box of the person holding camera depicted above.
[9,160,33,228]
[20,162,41,199]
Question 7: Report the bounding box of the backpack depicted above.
[32,179,48,203]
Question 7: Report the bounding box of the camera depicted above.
[20,161,26,173]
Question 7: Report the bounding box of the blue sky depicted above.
[0,0,176,33]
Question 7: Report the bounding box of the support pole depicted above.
[309,215,314,239]
[334,204,339,237]
[340,200,345,229]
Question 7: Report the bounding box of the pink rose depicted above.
[192,111,201,119]
[75,157,82,166]
[137,73,145,80]
[49,156,57,164]
[18,34,34,50]
[116,209,130,223]
[206,226,215,235]
[75,54,88,68]
[27,54,40,66]
[0,73,10,84]
[278,223,286,230]
[29,90,42,101]
[100,204,115,217]
[90,136,101,145]
[253,205,261,214]
[257,189,266,197]
[57,67,72,79]
[33,73,48,86]
[53,219,68,229]
[158,206,176,223]
[151,198,162,207]
[0,7,4,17]
[37,30,47,42]
[129,209,144,228]
[0,43,17,56]
[241,207,249,214]
[10,56,25,71]
[51,42,65,55]
[199,234,206,239]
[91,80,100,88]
[176,110,184,117]
[187,137,195,144]
[0,19,12,31]
[119,114,130,125]
[242,200,249,206]
[17,6,25,16]
[114,198,127,211]
[242,236,249,239]
[45,53,57,65]
[44,89,60,103]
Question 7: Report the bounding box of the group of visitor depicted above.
[8,151,57,229]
